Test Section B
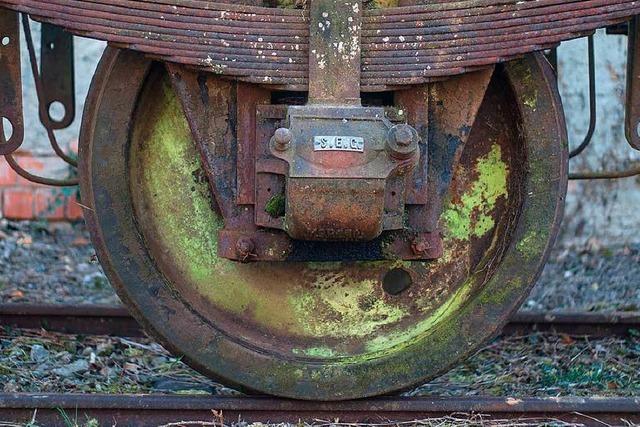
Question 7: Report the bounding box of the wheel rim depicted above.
[80,48,567,400]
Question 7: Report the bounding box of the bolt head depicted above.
[236,237,255,260]
[387,124,419,160]
[273,128,292,151]
[394,125,414,147]
[410,236,431,255]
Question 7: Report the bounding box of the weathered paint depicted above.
[129,75,522,361]
[516,230,548,262]
[441,144,509,241]
[85,50,566,399]
[510,61,539,111]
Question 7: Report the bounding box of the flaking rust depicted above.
[81,49,567,399]
[0,0,599,401]
[1,0,638,88]
[0,8,23,155]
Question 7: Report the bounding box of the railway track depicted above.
[0,304,638,426]
[0,304,638,338]
[0,394,639,426]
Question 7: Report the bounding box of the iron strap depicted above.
[0,0,638,89]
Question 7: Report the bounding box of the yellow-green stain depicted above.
[293,347,337,358]
[132,80,224,284]
[517,230,547,261]
[510,59,538,111]
[288,278,409,339]
[442,144,509,241]
[368,0,399,8]
[363,276,474,354]
[132,77,420,356]
[523,90,538,110]
[131,75,514,364]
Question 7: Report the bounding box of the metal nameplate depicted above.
[313,136,364,152]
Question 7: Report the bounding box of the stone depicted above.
[30,344,50,363]
[52,359,89,377]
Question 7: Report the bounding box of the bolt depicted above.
[236,237,255,261]
[273,128,292,151]
[394,125,414,147]
[388,124,419,160]
[410,236,431,256]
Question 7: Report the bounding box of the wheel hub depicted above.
[271,105,419,242]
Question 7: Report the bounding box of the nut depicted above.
[387,124,419,159]
[393,125,415,147]
[236,237,256,262]
[273,128,292,151]
[410,236,431,256]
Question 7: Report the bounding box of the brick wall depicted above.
[0,154,83,221]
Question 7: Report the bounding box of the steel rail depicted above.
[0,394,639,426]
[1,304,638,338]
[0,0,637,88]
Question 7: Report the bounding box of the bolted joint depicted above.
[236,237,256,262]
[387,124,419,160]
[410,235,432,256]
[272,127,292,151]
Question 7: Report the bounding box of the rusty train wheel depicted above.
[80,48,567,400]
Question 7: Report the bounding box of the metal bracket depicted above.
[270,105,419,241]
[626,16,640,150]
[40,23,75,130]
[0,8,23,155]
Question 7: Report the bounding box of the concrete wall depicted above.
[559,30,640,247]
[1,25,639,245]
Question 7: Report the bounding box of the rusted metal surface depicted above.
[2,0,578,401]
[1,15,79,186]
[79,48,567,400]
[569,35,596,159]
[0,304,141,337]
[0,8,23,155]
[4,154,79,186]
[21,15,78,167]
[504,311,640,337]
[236,83,270,206]
[307,0,361,104]
[626,15,640,150]
[0,0,638,89]
[167,10,427,256]
[248,100,436,260]
[39,23,75,130]
[2,304,640,339]
[270,105,419,242]
[1,394,639,426]
[397,67,495,235]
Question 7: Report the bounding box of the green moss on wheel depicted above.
[442,145,509,241]
[129,72,523,365]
